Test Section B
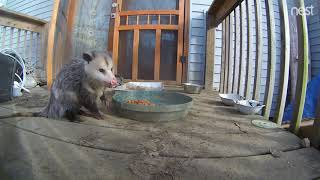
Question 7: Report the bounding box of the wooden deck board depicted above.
[0,87,320,179]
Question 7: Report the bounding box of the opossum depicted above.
[0,50,117,121]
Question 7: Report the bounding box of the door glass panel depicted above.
[128,16,137,25]
[150,15,159,25]
[171,15,178,25]
[160,30,177,81]
[120,16,127,25]
[160,15,170,24]
[118,31,133,79]
[138,30,156,80]
[122,0,179,11]
[139,15,148,25]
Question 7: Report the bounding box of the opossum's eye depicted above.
[111,68,113,72]
[99,68,106,74]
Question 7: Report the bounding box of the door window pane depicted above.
[160,15,170,24]
[120,16,127,25]
[128,16,137,25]
[150,15,159,25]
[160,30,177,81]
[139,15,148,25]
[171,15,178,25]
[122,0,179,11]
[118,31,134,79]
[138,30,156,80]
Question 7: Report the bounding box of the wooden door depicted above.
[113,0,185,85]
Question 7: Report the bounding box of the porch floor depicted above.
[0,87,320,179]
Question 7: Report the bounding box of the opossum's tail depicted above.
[0,112,43,119]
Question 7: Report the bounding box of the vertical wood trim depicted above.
[275,0,290,125]
[1,26,6,48]
[132,29,139,80]
[29,32,33,64]
[16,29,21,54]
[113,0,121,75]
[169,14,172,25]
[155,29,161,81]
[40,24,49,75]
[36,33,40,67]
[47,0,60,89]
[23,30,27,58]
[176,0,185,84]
[107,0,117,52]
[9,27,14,48]
[227,13,234,93]
[205,27,216,90]
[224,16,230,94]
[220,20,226,92]
[238,3,245,95]
[65,0,77,61]
[137,15,140,25]
[245,0,253,99]
[147,14,150,24]
[253,0,263,100]
[182,0,190,83]
[289,0,309,134]
[263,0,276,118]
[232,8,239,93]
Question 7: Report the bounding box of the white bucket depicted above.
[13,82,22,97]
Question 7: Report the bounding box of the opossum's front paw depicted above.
[93,113,104,120]
[100,96,107,106]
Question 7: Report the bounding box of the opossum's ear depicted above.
[83,52,93,63]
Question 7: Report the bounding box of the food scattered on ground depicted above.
[127,99,155,106]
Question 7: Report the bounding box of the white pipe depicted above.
[1,48,29,93]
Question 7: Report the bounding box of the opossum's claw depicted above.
[100,95,107,106]
[93,112,103,120]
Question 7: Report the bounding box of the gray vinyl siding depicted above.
[188,0,212,85]
[306,0,320,77]
[5,0,53,21]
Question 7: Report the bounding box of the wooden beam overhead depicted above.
[208,0,244,28]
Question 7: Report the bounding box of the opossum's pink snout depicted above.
[111,78,118,87]
[105,78,118,88]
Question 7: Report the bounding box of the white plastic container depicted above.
[115,82,164,91]
[12,81,22,97]
[219,94,245,106]
[235,100,265,115]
